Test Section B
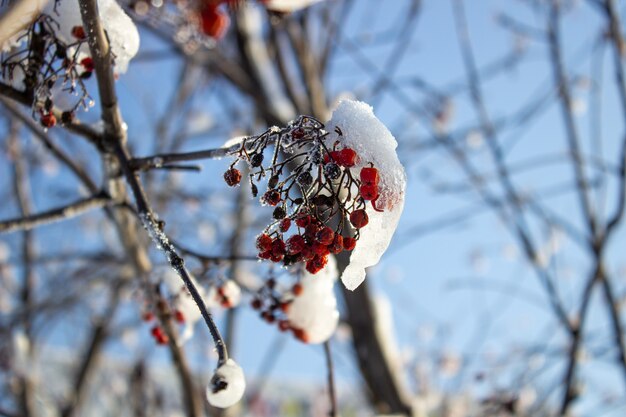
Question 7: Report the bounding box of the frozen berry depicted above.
[286,235,306,255]
[338,148,357,167]
[279,218,291,232]
[312,242,330,256]
[174,310,185,323]
[271,238,286,257]
[278,320,290,332]
[316,226,334,245]
[306,254,328,274]
[350,209,369,228]
[224,168,242,186]
[360,167,379,186]
[359,184,379,201]
[328,234,343,254]
[256,233,273,252]
[71,25,86,39]
[324,163,341,180]
[250,153,264,167]
[343,236,357,251]
[273,206,287,219]
[292,127,305,139]
[297,172,313,187]
[263,190,281,206]
[295,215,312,228]
[251,298,262,310]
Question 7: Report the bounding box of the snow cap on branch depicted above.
[44,0,139,73]
[326,100,407,290]
[206,359,246,408]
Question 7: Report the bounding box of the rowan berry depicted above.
[271,238,286,257]
[273,206,287,219]
[286,235,306,255]
[278,320,290,332]
[343,236,357,251]
[200,6,229,39]
[250,153,264,167]
[350,209,369,228]
[297,172,313,187]
[316,226,335,245]
[359,184,379,201]
[224,168,242,186]
[295,215,312,228]
[306,254,328,274]
[328,234,343,254]
[279,218,291,232]
[360,167,380,185]
[292,283,303,296]
[174,310,185,323]
[312,242,330,256]
[292,327,309,343]
[80,57,94,72]
[338,148,357,167]
[41,113,56,128]
[71,25,86,39]
[324,163,341,180]
[256,233,273,252]
[263,190,281,206]
[251,298,262,310]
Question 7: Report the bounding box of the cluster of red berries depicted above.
[141,302,186,346]
[222,117,384,274]
[215,285,236,308]
[250,279,310,343]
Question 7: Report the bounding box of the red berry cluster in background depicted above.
[198,2,230,39]
[249,278,310,343]
[141,298,187,346]
[222,116,384,274]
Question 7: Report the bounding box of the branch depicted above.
[0,193,111,234]
[324,341,338,417]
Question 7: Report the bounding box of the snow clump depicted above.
[325,100,406,290]
[44,0,139,73]
[287,256,339,344]
[206,359,246,408]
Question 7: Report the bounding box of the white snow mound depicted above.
[206,359,246,408]
[325,100,407,290]
[287,257,339,344]
[44,0,139,73]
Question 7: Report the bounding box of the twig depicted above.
[0,193,111,234]
[324,341,338,417]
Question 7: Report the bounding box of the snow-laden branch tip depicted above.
[326,100,407,290]
[45,0,139,73]
[206,359,246,408]
[261,0,324,13]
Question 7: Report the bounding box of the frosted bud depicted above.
[206,359,246,408]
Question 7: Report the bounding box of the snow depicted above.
[287,257,339,344]
[263,0,324,13]
[44,0,139,73]
[325,100,407,290]
[206,359,246,408]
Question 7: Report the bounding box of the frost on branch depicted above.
[206,359,246,408]
[223,99,405,291]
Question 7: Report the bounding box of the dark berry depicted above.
[224,168,242,186]
[297,172,313,187]
[292,127,305,139]
[251,183,258,197]
[350,209,369,228]
[268,174,279,189]
[61,111,74,124]
[263,190,281,206]
[273,206,287,219]
[250,153,264,167]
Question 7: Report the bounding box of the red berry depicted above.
[41,113,56,128]
[292,327,309,343]
[328,234,344,254]
[286,235,306,255]
[220,298,232,308]
[359,184,379,201]
[71,26,86,40]
[256,234,273,252]
[258,250,272,260]
[326,150,341,164]
[295,215,312,228]
[350,209,369,228]
[80,57,94,72]
[312,242,330,256]
[156,333,169,345]
[304,223,320,242]
[292,283,303,296]
[261,311,275,323]
[316,226,334,245]
[271,238,286,256]
[224,168,242,186]
[151,326,162,337]
[200,6,230,39]
[306,254,328,274]
[174,310,185,323]
[279,302,291,313]
[279,218,291,232]
[300,244,315,261]
[338,148,357,167]
[343,236,357,251]
[142,311,154,321]
[360,167,380,186]
[251,298,262,310]
[263,190,281,206]
[278,320,290,332]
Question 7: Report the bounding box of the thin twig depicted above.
[324,341,338,417]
